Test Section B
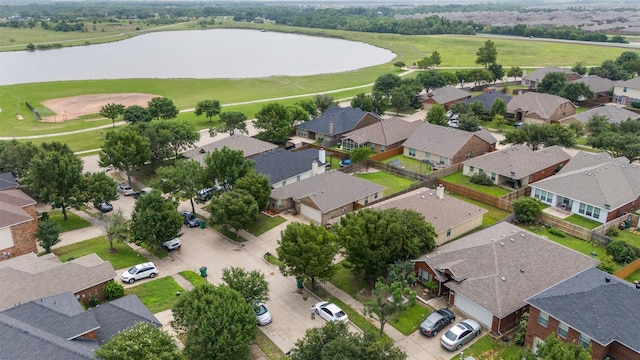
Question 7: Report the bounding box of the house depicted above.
[0,292,161,360]
[613,76,640,106]
[371,185,487,245]
[250,147,328,189]
[463,91,512,112]
[402,123,497,168]
[570,75,616,99]
[295,106,381,146]
[182,134,279,164]
[559,104,640,126]
[0,187,38,261]
[420,86,472,110]
[529,151,640,223]
[525,268,640,360]
[269,171,385,224]
[0,172,19,190]
[340,117,422,153]
[412,222,598,333]
[0,252,116,310]
[507,92,576,124]
[462,145,571,189]
[521,67,581,89]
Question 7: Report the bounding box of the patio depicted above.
[543,206,571,219]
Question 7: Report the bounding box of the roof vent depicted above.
[520,269,525,273]
[604,204,610,209]
[510,238,514,242]
[501,277,506,281]
[605,277,611,283]
[520,234,525,237]
[500,242,505,246]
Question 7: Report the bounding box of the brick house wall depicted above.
[608,195,640,222]
[549,102,577,122]
[451,136,495,165]
[75,281,109,307]
[1,204,38,261]
[529,159,571,183]
[77,329,98,340]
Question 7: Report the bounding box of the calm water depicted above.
[0,29,395,85]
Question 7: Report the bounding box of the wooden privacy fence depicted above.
[538,213,593,240]
[437,180,513,212]
[592,213,640,237]
[614,258,640,280]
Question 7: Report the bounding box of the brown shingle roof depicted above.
[182,135,278,164]
[463,145,570,179]
[402,123,496,158]
[571,75,616,93]
[506,92,573,120]
[523,66,579,83]
[426,86,471,104]
[0,189,36,229]
[341,118,421,146]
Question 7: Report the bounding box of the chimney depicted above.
[436,184,445,199]
[318,148,326,163]
[328,121,334,135]
[312,160,318,176]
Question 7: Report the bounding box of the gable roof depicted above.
[615,76,640,90]
[571,75,616,93]
[523,67,579,83]
[0,188,36,229]
[0,172,18,190]
[426,86,471,104]
[463,145,570,179]
[571,104,640,125]
[371,187,486,234]
[182,135,278,164]
[507,92,573,119]
[296,106,380,136]
[402,123,496,158]
[341,118,422,146]
[464,91,512,111]
[531,154,640,210]
[0,253,116,311]
[90,295,161,345]
[557,151,612,173]
[249,148,323,185]
[270,171,385,212]
[414,222,598,319]
[526,267,640,352]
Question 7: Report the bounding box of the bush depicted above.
[631,101,640,109]
[597,254,618,273]
[425,280,439,295]
[103,280,125,300]
[606,227,620,237]
[511,197,543,224]
[606,240,638,265]
[513,312,529,345]
[88,293,100,308]
[548,227,566,237]
[469,172,493,185]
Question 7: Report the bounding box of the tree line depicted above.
[487,24,627,43]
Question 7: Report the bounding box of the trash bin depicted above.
[624,219,631,229]
[296,279,304,289]
[199,266,207,277]
[199,220,206,229]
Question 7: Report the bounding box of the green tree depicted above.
[172,284,256,360]
[85,171,118,215]
[351,147,374,163]
[586,118,640,162]
[475,39,497,68]
[203,146,254,189]
[467,68,494,87]
[207,189,259,239]
[441,72,459,86]
[122,105,152,124]
[455,70,470,87]
[337,208,436,277]
[210,111,248,136]
[194,99,222,123]
[25,142,86,221]
[157,119,200,159]
[429,50,442,68]
[559,82,594,102]
[222,267,270,306]
[104,209,130,251]
[147,97,179,120]
[500,123,576,151]
[606,240,637,265]
[373,73,402,99]
[511,197,543,223]
[571,62,588,75]
[490,98,508,118]
[416,71,446,93]
[425,104,448,126]
[35,219,60,253]
[532,333,591,360]
[233,169,271,210]
[589,59,630,81]
[458,113,481,132]
[277,222,339,289]
[254,103,295,144]
[351,92,387,115]
[488,62,504,83]
[295,98,318,119]
[99,103,125,128]
[390,84,414,114]
[0,140,39,179]
[537,72,568,95]
[315,94,336,113]
[130,190,183,251]
[95,322,181,360]
[155,159,205,214]
[507,66,522,81]
[568,121,585,138]
[99,127,151,186]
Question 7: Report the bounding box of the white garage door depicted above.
[300,204,322,224]
[454,293,494,329]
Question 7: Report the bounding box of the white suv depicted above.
[120,262,159,284]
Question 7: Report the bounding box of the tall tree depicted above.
[162,119,200,158]
[295,98,318,119]
[559,82,594,102]
[85,171,118,211]
[35,219,60,253]
[429,50,442,68]
[571,62,588,75]
[203,146,254,189]
[207,189,259,239]
[130,190,183,251]
[490,98,508,118]
[277,222,339,289]
[222,267,270,306]
[254,103,295,144]
[507,66,522,82]
[390,84,414,114]
[99,103,125,128]
[373,73,401,100]
[171,284,257,360]
[500,123,577,150]
[415,71,446,93]
[0,140,39,179]
[99,127,151,186]
[122,105,152,124]
[95,322,181,360]
[587,118,640,162]
[155,159,205,214]
[210,111,248,136]
[351,147,374,163]
[315,94,336,113]
[487,62,504,83]
[441,72,459,86]
[537,72,567,95]
[467,68,494,87]
[351,92,387,115]
[147,97,179,120]
[425,104,448,126]
[194,99,222,123]
[25,142,86,220]
[233,169,271,210]
[104,209,130,251]
[475,39,497,68]
[457,113,481,132]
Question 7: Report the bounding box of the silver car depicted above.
[313,301,348,323]
[162,238,181,251]
[255,303,272,326]
[440,319,481,351]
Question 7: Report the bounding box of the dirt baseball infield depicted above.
[40,93,160,122]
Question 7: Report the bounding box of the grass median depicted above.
[124,276,184,313]
[52,236,149,269]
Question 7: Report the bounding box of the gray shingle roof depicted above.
[463,145,571,179]
[0,172,18,190]
[296,106,380,136]
[426,86,471,104]
[414,222,598,319]
[340,117,421,146]
[249,148,323,185]
[464,91,512,111]
[90,295,161,345]
[615,76,640,90]
[0,188,36,228]
[526,267,640,352]
[270,171,385,212]
[402,123,496,158]
[523,67,579,83]
[570,75,616,93]
[557,151,612,173]
[570,104,640,125]
[182,135,278,164]
[507,92,573,120]
[531,155,640,210]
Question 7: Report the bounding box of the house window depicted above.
[380,145,385,152]
[439,156,445,165]
[277,199,282,210]
[446,229,451,236]
[469,166,474,172]
[409,148,416,157]
[364,196,369,205]
[371,143,375,151]
[478,169,484,174]
[578,334,590,349]
[525,80,530,86]
[623,87,627,92]
[374,192,378,199]
[538,311,549,327]
[466,151,472,159]
[296,175,301,182]
[578,203,600,219]
[558,322,569,339]
[491,172,496,181]
[425,152,431,159]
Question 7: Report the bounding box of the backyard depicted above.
[381,154,434,175]
[354,171,418,197]
[440,171,511,197]
[447,193,512,228]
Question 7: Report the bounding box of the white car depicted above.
[162,238,181,251]
[313,301,348,323]
[120,262,159,284]
[117,184,135,196]
[254,303,272,326]
[440,319,481,351]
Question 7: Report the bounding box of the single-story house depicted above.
[412,222,598,333]
[182,134,279,164]
[463,91,512,112]
[0,187,38,261]
[420,86,472,110]
[529,151,640,223]
[269,171,385,224]
[0,252,116,310]
[402,123,497,168]
[0,292,161,359]
[613,76,640,106]
[250,148,328,189]
[525,268,640,360]
[507,92,576,124]
[570,75,617,99]
[371,185,487,245]
[340,118,421,153]
[559,104,640,126]
[521,67,581,89]
[462,145,571,189]
[295,106,381,146]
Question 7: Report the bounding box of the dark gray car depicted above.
[419,308,456,337]
[180,210,201,227]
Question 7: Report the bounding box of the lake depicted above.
[0,29,396,86]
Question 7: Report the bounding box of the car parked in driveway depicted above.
[313,301,348,323]
[162,238,181,251]
[117,184,135,196]
[255,303,272,326]
[419,308,456,337]
[120,262,159,284]
[440,319,481,351]
[133,187,152,199]
[180,210,201,227]
[94,202,113,213]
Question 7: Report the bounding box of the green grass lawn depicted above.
[124,276,184,313]
[521,225,609,260]
[391,303,432,336]
[448,193,512,228]
[179,270,208,287]
[563,214,602,230]
[52,236,148,269]
[246,213,286,236]
[354,171,418,197]
[211,224,248,242]
[453,335,523,360]
[46,209,92,233]
[330,261,372,302]
[611,229,640,249]
[625,269,640,284]
[255,330,288,360]
[264,251,284,267]
[440,172,511,197]
[381,154,433,174]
